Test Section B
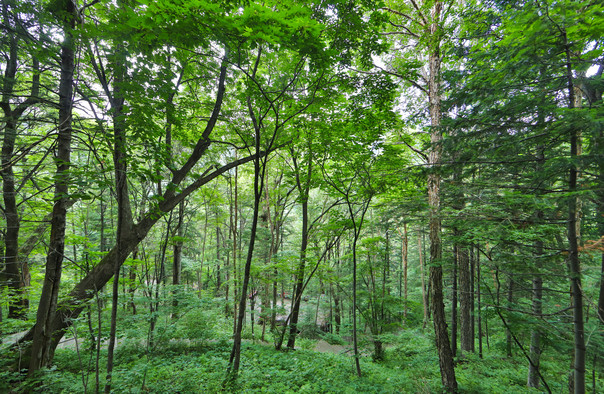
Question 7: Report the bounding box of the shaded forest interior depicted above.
[0,0,603,392]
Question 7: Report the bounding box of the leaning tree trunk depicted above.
[28,5,76,375]
[15,61,263,366]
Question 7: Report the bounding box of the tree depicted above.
[226,0,333,373]
[444,0,603,390]
[0,0,43,319]
[16,0,263,366]
[29,0,77,375]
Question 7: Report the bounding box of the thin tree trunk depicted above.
[470,246,475,352]
[129,250,137,314]
[528,241,544,387]
[173,201,184,309]
[477,245,483,358]
[451,246,457,358]
[563,33,585,394]
[216,225,221,295]
[287,151,311,350]
[506,275,514,359]
[227,48,271,376]
[106,16,131,389]
[419,227,428,329]
[227,137,264,377]
[402,224,408,321]
[352,232,362,377]
[232,162,239,332]
[459,245,472,355]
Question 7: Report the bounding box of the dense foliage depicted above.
[0,0,602,392]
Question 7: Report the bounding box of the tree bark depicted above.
[227,97,267,377]
[451,246,457,358]
[477,245,483,358]
[458,245,472,355]
[563,32,585,394]
[17,133,259,367]
[402,224,408,321]
[287,151,312,350]
[28,4,76,374]
[528,241,544,387]
[105,11,130,389]
[418,227,428,329]
[1,2,40,319]
[427,2,457,391]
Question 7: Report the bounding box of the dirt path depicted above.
[313,339,348,355]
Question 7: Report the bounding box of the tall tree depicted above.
[29,0,77,375]
[444,0,603,390]
[0,0,42,319]
[104,0,130,389]
[425,2,457,389]
[15,1,262,365]
[382,1,458,388]
[226,0,333,372]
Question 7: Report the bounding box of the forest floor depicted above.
[2,323,600,393]
[313,339,347,354]
[3,296,600,393]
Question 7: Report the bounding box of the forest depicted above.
[0,0,602,392]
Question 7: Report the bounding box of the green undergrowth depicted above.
[7,327,590,393]
[35,340,432,393]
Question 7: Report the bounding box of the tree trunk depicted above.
[216,225,221,294]
[231,162,239,331]
[227,50,272,375]
[15,65,261,364]
[451,246,457,358]
[28,8,76,374]
[459,245,472,355]
[287,151,311,350]
[351,232,362,377]
[106,18,131,389]
[506,275,513,359]
[528,242,544,387]
[173,201,185,310]
[227,125,265,377]
[419,227,429,329]
[563,33,585,394]
[0,3,40,319]
[427,2,457,390]
[402,224,408,321]
[477,245,483,358]
[286,195,307,349]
